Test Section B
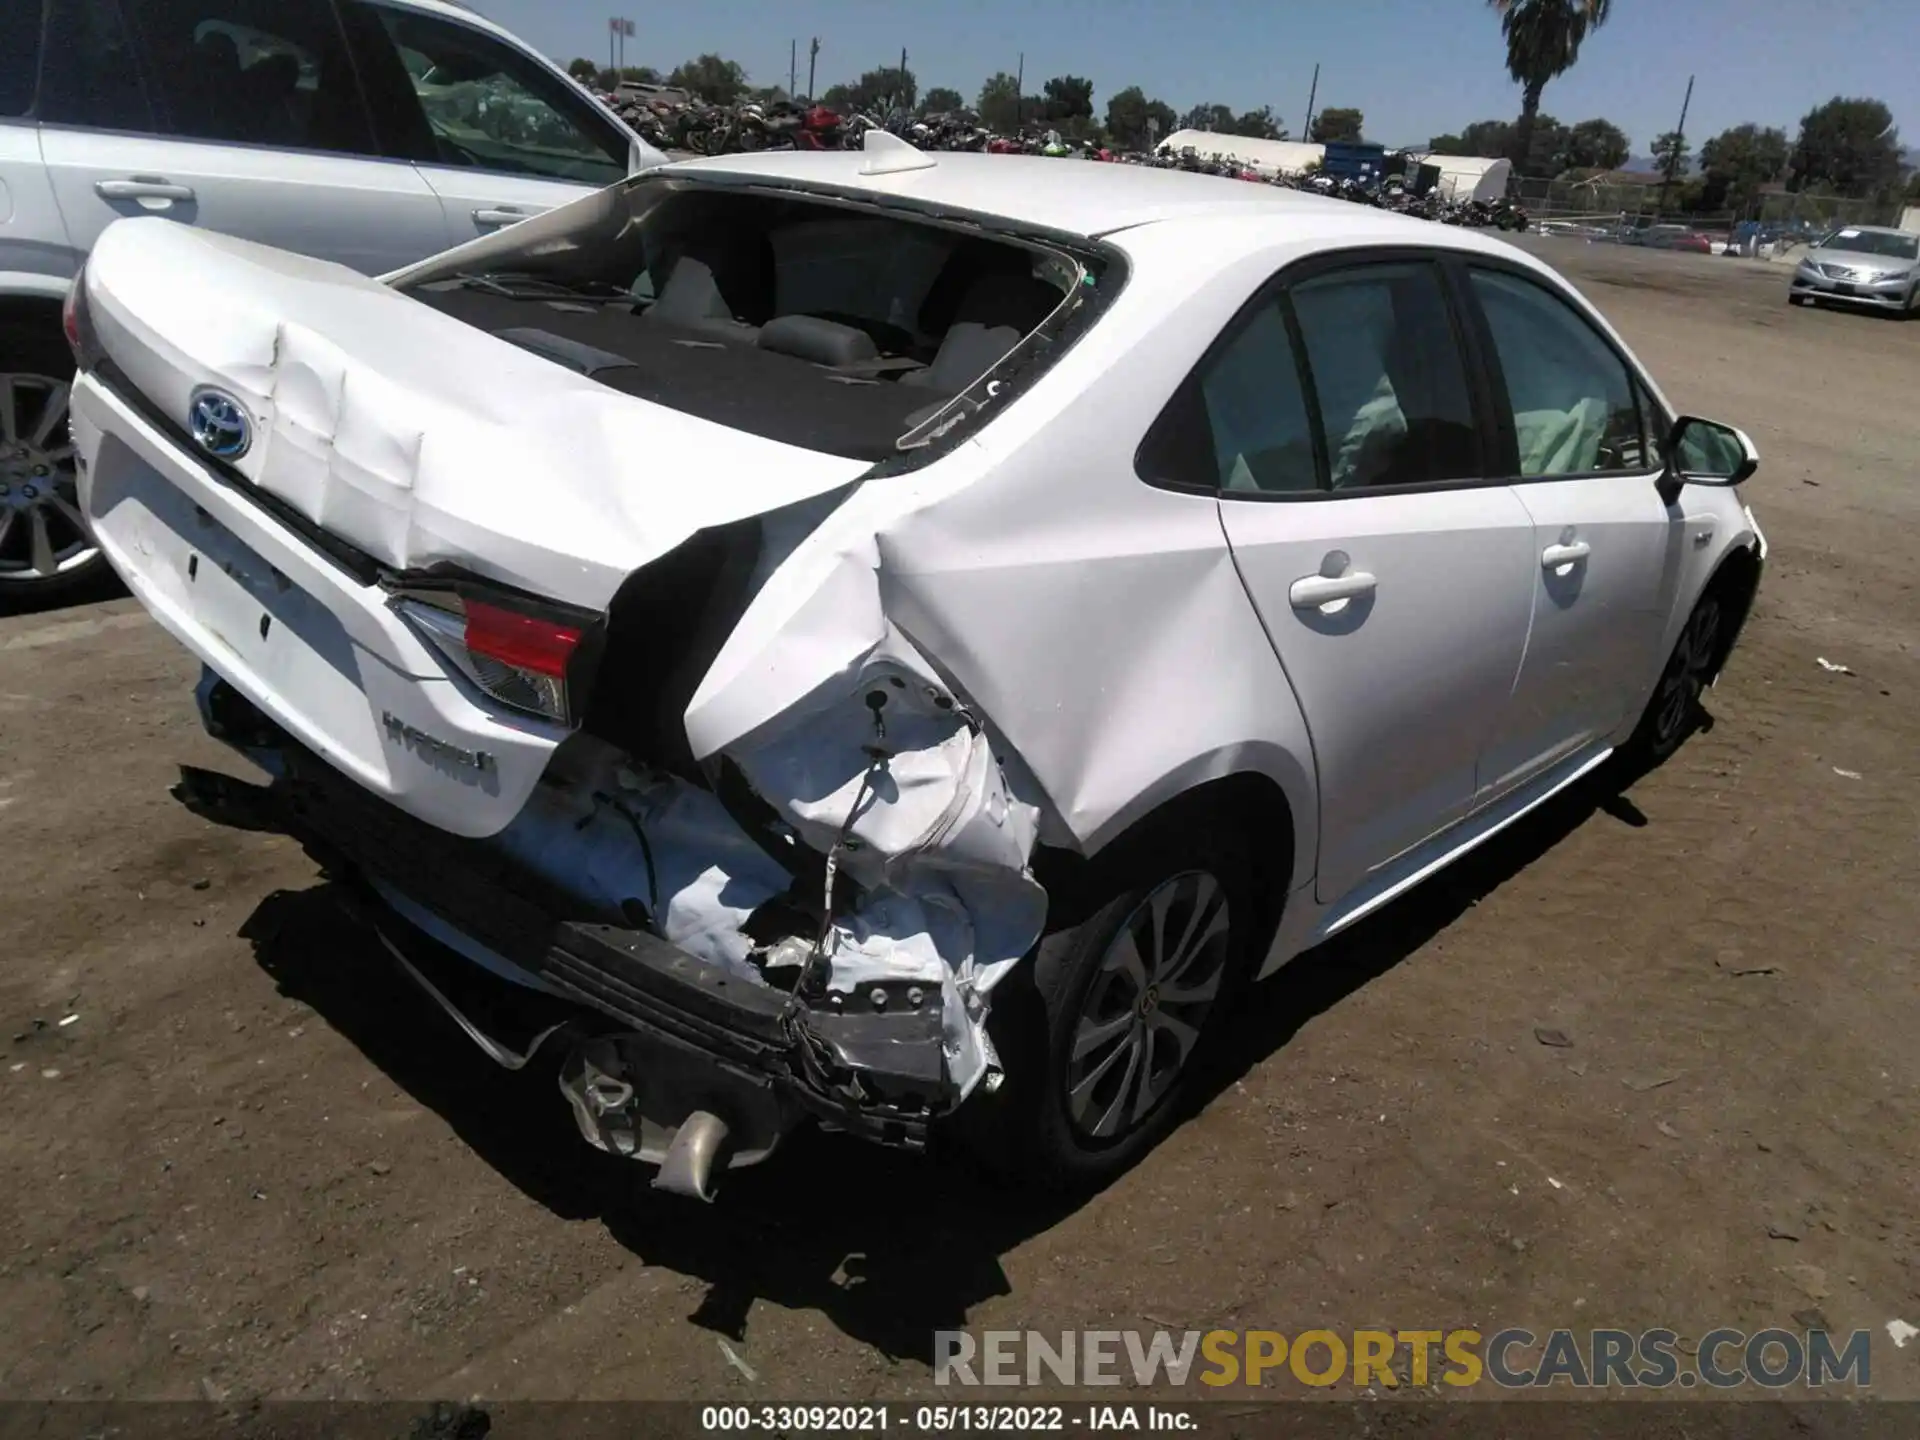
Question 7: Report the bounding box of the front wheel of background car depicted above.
[954,825,1257,1193]
[1624,587,1727,769]
[0,321,109,613]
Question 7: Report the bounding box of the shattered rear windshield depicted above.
[399,177,1105,464]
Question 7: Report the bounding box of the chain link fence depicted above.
[1514,176,1900,241]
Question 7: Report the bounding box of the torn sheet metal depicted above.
[461,716,1043,1099]
[723,655,1047,1096]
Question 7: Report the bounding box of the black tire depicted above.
[0,318,112,614]
[951,819,1260,1193]
[1622,581,1731,769]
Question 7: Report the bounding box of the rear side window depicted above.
[41,0,376,155]
[1468,267,1651,476]
[39,0,155,133]
[122,0,376,154]
[1196,302,1317,494]
[0,2,42,117]
[1139,259,1483,497]
[1289,263,1482,490]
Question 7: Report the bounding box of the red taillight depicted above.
[62,273,101,368]
[392,590,589,726]
[463,599,582,678]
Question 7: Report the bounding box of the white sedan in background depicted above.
[65,142,1764,1198]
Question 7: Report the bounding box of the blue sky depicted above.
[473,0,1920,155]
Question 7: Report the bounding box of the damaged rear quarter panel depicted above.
[683,220,1321,910]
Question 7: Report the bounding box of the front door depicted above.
[1171,258,1537,903]
[1458,264,1685,801]
[342,2,629,249]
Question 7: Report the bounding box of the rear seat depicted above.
[645,230,776,342]
[902,270,1063,394]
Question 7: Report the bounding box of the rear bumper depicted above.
[186,691,952,1166]
[69,367,567,840]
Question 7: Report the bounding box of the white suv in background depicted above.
[0,0,657,606]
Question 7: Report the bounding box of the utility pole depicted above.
[1015,51,1023,128]
[1657,73,1694,217]
[807,37,819,102]
[789,39,796,98]
[607,17,615,77]
[1303,62,1319,142]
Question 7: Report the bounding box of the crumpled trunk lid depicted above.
[85,218,871,610]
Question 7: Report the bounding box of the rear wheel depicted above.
[954,822,1258,1192]
[0,321,107,612]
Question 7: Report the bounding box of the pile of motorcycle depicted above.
[592,95,1532,232]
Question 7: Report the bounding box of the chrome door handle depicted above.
[1288,571,1377,609]
[472,207,528,226]
[1541,541,1591,569]
[95,178,196,202]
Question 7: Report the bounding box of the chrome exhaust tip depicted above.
[652,1110,733,1203]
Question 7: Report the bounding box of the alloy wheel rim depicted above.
[0,372,93,584]
[1065,870,1231,1142]
[1655,598,1721,744]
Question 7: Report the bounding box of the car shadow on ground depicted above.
[0,566,126,619]
[235,751,1671,1363]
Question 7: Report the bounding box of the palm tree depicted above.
[1488,0,1613,177]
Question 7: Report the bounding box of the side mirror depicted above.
[1661,415,1758,498]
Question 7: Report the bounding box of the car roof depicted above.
[653,150,1431,240]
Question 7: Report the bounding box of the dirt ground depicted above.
[2,238,1917,1407]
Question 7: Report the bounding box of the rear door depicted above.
[1458,262,1683,802]
[340,1,630,246]
[1149,254,1536,904]
[35,0,447,274]
[1,2,75,289]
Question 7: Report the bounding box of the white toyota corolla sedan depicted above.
[65,141,1765,1197]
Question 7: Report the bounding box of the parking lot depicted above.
[2,237,1917,1403]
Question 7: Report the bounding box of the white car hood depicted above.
[85,219,871,609]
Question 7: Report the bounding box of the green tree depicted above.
[1229,105,1286,141]
[1179,102,1236,133]
[1525,114,1569,173]
[1104,85,1178,150]
[822,66,917,118]
[977,72,1023,131]
[1789,97,1903,199]
[619,65,662,84]
[921,86,965,115]
[1487,0,1613,176]
[1309,106,1363,143]
[1652,129,1691,182]
[1436,118,1515,158]
[666,54,747,104]
[1562,117,1629,171]
[1698,123,1789,213]
[1041,75,1095,122]
[566,57,598,83]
